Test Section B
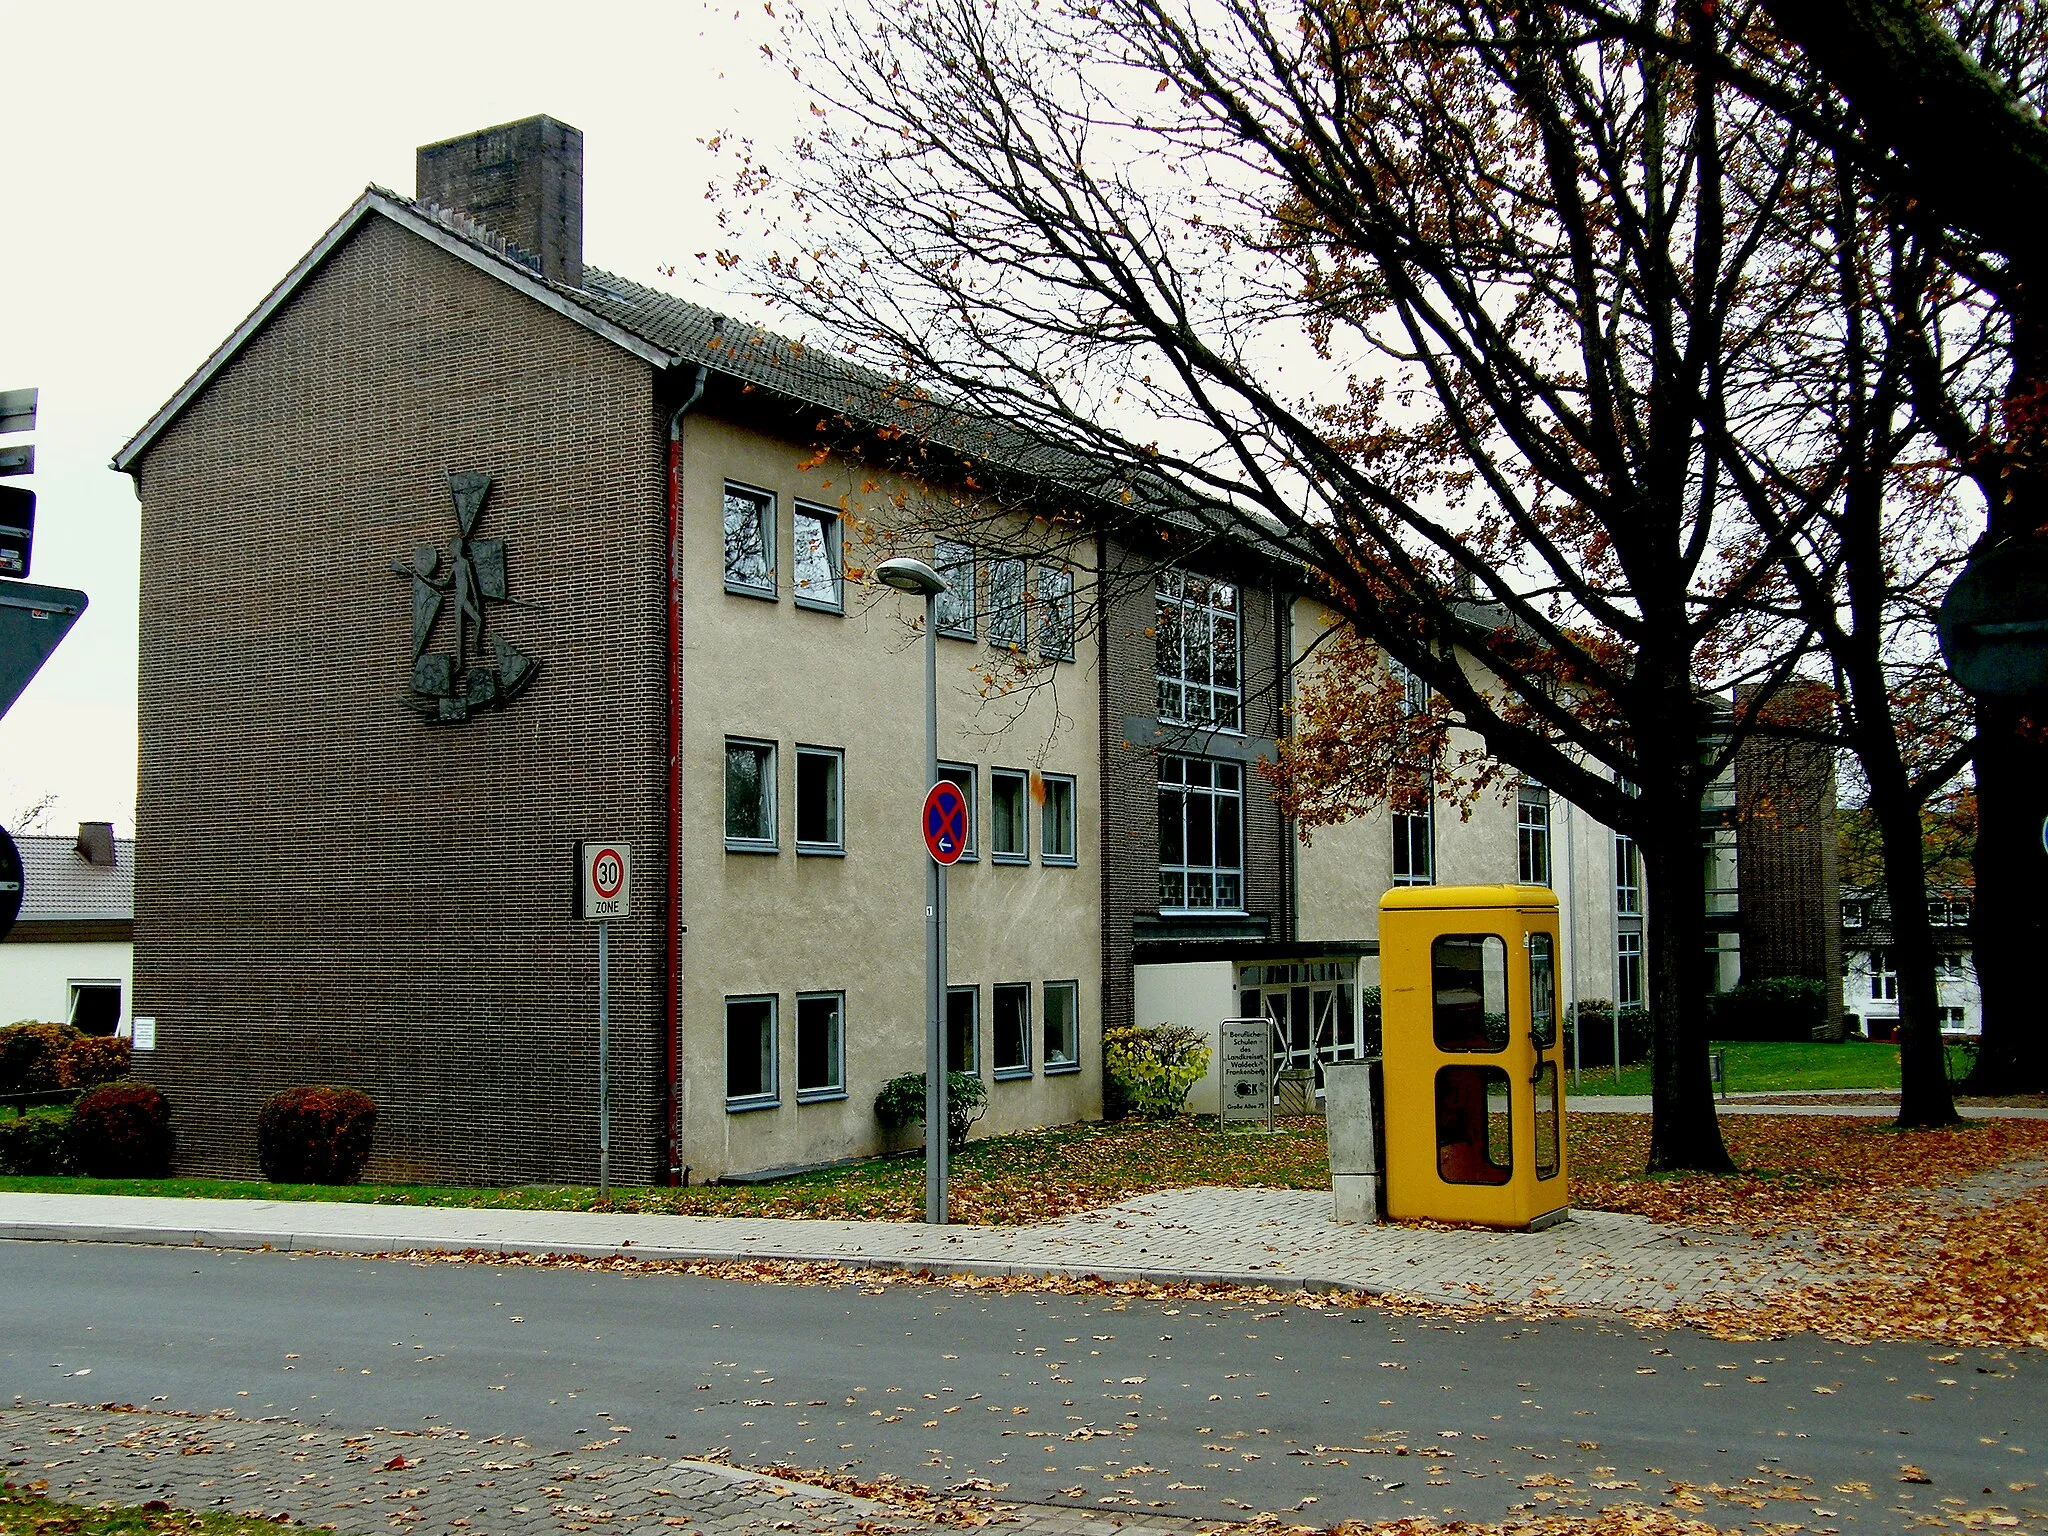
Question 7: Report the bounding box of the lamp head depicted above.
[876,556,950,597]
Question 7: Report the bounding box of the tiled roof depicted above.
[10,835,134,923]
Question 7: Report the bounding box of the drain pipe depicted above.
[664,359,710,1184]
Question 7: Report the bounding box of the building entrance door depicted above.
[1238,962,1359,1092]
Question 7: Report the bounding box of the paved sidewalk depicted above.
[4,1403,1210,1536]
[0,1186,1814,1314]
[1567,1094,2048,1117]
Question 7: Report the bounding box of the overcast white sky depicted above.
[1,0,787,837]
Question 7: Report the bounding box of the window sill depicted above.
[1043,1060,1081,1075]
[796,844,847,858]
[1158,906,1249,918]
[724,581,779,602]
[795,595,844,615]
[1156,717,1247,737]
[796,1088,849,1105]
[991,853,1030,866]
[940,628,978,643]
[725,1094,781,1113]
[993,1066,1033,1082]
[1041,855,1078,868]
[1037,650,1074,665]
[726,840,780,856]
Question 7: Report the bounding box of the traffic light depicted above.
[0,387,34,579]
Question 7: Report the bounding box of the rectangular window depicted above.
[723,483,775,596]
[1392,801,1433,886]
[937,762,977,860]
[724,738,777,851]
[1704,826,1739,914]
[793,503,842,611]
[1616,931,1644,1009]
[1156,570,1242,730]
[1870,948,1898,1001]
[68,981,122,1036]
[990,768,1030,863]
[1517,784,1551,885]
[988,557,1027,649]
[946,986,980,1074]
[795,745,844,854]
[934,540,977,639]
[1158,754,1244,911]
[1936,952,1965,979]
[1939,1005,1967,1030]
[1392,660,1429,717]
[1615,832,1641,915]
[1037,564,1075,661]
[1043,981,1079,1071]
[725,995,778,1109]
[1041,773,1077,865]
[795,992,845,1101]
[993,983,1032,1078]
[1842,899,1867,929]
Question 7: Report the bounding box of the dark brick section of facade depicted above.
[129,217,670,1184]
[1096,536,1293,1036]
[416,117,585,287]
[1734,732,1843,1028]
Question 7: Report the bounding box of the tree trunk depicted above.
[1963,697,2048,1093]
[1640,781,1735,1173]
[1870,788,1961,1126]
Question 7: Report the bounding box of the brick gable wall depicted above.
[129,215,668,1184]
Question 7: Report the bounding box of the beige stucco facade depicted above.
[677,412,1103,1178]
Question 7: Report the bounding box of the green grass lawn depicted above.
[1,1486,293,1534]
[1565,1037,1974,1096]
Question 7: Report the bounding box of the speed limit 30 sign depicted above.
[576,841,632,919]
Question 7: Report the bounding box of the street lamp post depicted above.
[877,556,952,1225]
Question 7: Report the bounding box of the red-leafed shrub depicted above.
[56,1034,132,1090]
[69,1081,174,1177]
[257,1086,378,1184]
[0,1022,85,1094]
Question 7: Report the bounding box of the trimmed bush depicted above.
[1707,976,1831,1041]
[0,1111,75,1175]
[257,1086,379,1184]
[0,1022,85,1094]
[1103,1024,1211,1119]
[1566,1001,1653,1068]
[56,1034,132,1090]
[1359,987,1383,1059]
[874,1072,987,1148]
[69,1081,174,1177]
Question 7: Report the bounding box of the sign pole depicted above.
[924,588,948,1225]
[599,917,611,1204]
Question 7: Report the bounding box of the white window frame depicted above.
[990,767,1031,864]
[935,540,977,639]
[1392,660,1430,718]
[1392,799,1433,886]
[988,556,1027,650]
[1615,832,1641,915]
[725,995,780,1110]
[992,982,1033,1080]
[1041,772,1077,866]
[1043,980,1080,1072]
[722,482,777,598]
[792,502,843,613]
[794,744,845,856]
[946,985,981,1075]
[724,737,778,853]
[1616,931,1644,1009]
[1517,784,1552,886]
[937,762,978,861]
[1870,948,1899,1002]
[795,991,847,1103]
[1158,754,1245,914]
[67,979,123,1034]
[1155,570,1243,731]
[1037,563,1075,662]
[1842,900,1867,929]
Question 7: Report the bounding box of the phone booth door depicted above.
[1380,887,1570,1230]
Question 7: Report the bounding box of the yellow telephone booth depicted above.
[1379,885,1569,1230]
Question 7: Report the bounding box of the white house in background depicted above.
[0,822,134,1032]
[1839,884,1979,1039]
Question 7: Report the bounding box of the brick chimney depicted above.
[416,115,584,288]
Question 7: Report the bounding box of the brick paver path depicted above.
[2,1404,1210,1536]
[0,1187,1816,1314]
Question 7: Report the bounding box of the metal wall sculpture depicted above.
[393,471,541,723]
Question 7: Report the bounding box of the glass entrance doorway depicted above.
[1237,959,1360,1091]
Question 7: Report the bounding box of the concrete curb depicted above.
[0,1219,1393,1301]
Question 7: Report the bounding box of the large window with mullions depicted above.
[1156,571,1241,730]
[1159,754,1244,912]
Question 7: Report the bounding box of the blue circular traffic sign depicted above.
[923,780,969,865]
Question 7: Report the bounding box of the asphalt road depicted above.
[4,1241,2041,1530]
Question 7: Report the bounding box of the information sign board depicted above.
[1219,1017,1274,1128]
